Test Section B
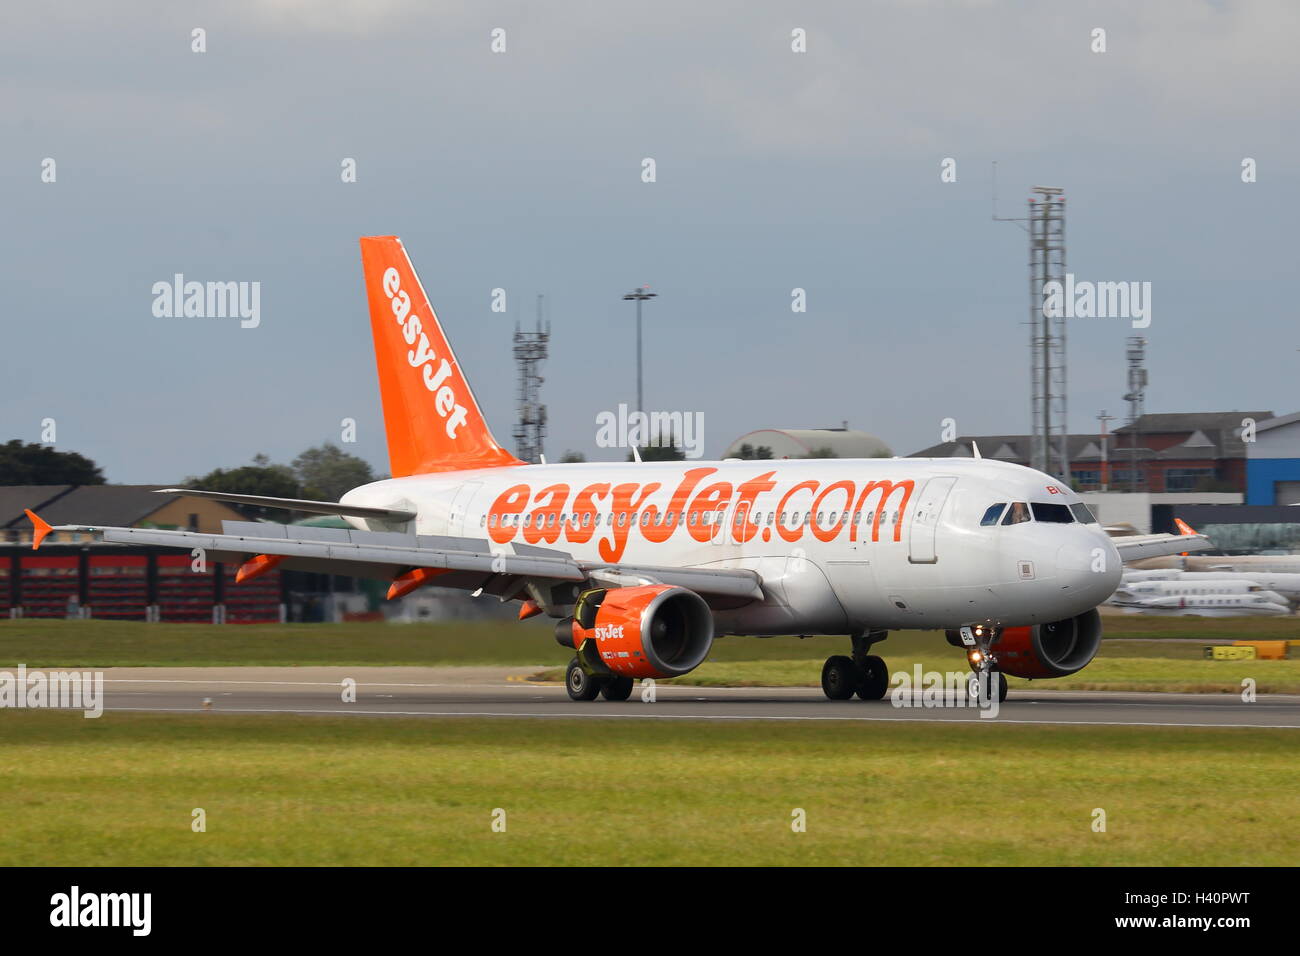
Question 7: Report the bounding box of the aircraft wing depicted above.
[38,519,763,601]
[1111,532,1213,562]
[153,488,416,522]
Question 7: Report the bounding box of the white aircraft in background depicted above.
[1110,578,1290,616]
[26,236,1210,703]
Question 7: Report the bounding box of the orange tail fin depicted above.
[359,236,522,477]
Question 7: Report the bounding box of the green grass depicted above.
[0,710,1294,866]
[0,619,559,668]
[0,615,1294,669]
[3,618,1296,693]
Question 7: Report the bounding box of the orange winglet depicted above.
[235,553,285,584]
[518,599,543,621]
[386,567,450,601]
[1173,518,1197,556]
[24,509,52,550]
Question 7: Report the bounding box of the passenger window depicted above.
[980,504,1006,526]
[1002,502,1031,525]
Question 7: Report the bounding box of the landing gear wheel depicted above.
[855,655,889,700]
[566,658,604,701]
[601,676,634,701]
[822,655,859,700]
[967,671,1009,704]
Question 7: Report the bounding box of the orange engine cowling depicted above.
[565,585,714,679]
[990,609,1103,679]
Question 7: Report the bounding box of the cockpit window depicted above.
[1069,502,1098,524]
[1031,502,1074,523]
[980,503,1006,526]
[1002,502,1031,525]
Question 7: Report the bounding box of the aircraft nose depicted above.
[1056,539,1122,605]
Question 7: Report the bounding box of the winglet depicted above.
[24,509,51,550]
[971,441,982,459]
[1174,518,1197,536]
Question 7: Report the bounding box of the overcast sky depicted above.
[3,0,1297,483]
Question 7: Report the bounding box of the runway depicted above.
[83,666,1300,729]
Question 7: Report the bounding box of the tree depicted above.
[185,456,301,520]
[804,447,839,459]
[292,443,375,501]
[629,428,685,461]
[560,451,587,463]
[0,440,105,485]
[737,443,774,460]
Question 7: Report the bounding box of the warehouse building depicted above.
[722,426,891,460]
[1245,411,1300,505]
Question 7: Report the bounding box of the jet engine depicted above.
[556,584,714,679]
[989,608,1103,679]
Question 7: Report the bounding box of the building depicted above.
[722,426,892,460]
[1245,411,1300,505]
[0,485,277,622]
[1109,412,1267,494]
[0,484,247,546]
[910,411,1268,494]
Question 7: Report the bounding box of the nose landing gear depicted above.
[820,630,890,700]
[956,625,1010,703]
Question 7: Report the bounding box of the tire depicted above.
[566,658,603,701]
[601,676,634,701]
[821,655,858,700]
[855,655,889,700]
[967,671,1009,704]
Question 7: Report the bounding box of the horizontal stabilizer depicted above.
[155,488,415,523]
[1112,532,1212,562]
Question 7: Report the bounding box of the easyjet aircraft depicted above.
[27,237,1210,703]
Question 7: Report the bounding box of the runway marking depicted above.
[102,705,1300,729]
[99,678,546,690]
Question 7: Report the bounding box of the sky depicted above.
[2,0,1297,483]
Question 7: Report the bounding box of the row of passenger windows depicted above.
[482,509,902,530]
[979,501,1097,527]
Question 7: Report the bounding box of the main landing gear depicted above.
[565,658,635,702]
[821,631,890,701]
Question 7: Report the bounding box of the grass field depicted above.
[0,614,1295,668]
[0,710,1294,866]
[2,616,1296,694]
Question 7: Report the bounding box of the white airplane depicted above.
[26,236,1211,703]
[1116,570,1300,609]
[1110,593,1290,617]
[1112,578,1288,608]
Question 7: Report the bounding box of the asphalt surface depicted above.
[85,666,1300,729]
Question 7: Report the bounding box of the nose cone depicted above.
[1056,536,1122,608]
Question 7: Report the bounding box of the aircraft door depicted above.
[908,476,957,564]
